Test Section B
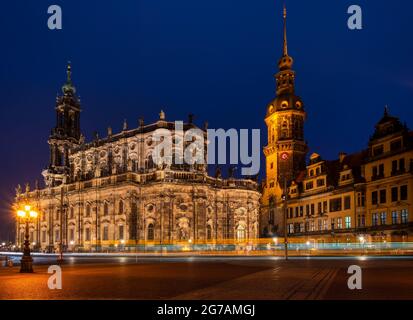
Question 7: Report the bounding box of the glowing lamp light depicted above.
[17,210,26,218]
[1,242,5,246]
[24,205,31,211]
[306,241,311,246]
[70,240,74,245]
[120,240,125,244]
[188,239,192,244]
[29,211,38,218]
[358,236,365,243]
[32,242,36,246]
[272,237,278,244]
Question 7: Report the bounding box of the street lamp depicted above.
[17,204,38,273]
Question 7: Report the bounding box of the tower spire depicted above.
[66,61,72,84]
[283,4,288,56]
[62,61,76,94]
[278,4,293,71]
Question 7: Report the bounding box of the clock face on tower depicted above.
[280,152,289,161]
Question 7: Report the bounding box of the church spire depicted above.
[278,4,293,71]
[66,61,72,83]
[62,61,76,95]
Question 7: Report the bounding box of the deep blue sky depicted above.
[0,0,412,240]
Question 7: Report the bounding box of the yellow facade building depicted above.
[261,8,413,243]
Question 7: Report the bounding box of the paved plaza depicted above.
[0,256,412,300]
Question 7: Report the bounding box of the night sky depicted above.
[0,0,412,240]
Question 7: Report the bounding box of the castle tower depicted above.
[262,6,307,216]
[42,63,82,187]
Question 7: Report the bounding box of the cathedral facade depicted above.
[14,65,260,252]
[261,7,413,243]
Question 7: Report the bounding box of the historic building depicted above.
[261,7,413,242]
[14,65,260,252]
[14,6,413,250]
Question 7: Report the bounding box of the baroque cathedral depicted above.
[14,65,260,252]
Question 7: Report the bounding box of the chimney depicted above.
[339,152,347,163]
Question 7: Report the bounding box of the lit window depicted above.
[401,209,409,224]
[380,212,387,225]
[310,221,315,231]
[372,213,379,226]
[392,211,398,224]
[337,218,343,229]
[345,216,351,229]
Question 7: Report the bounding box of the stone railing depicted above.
[19,169,258,201]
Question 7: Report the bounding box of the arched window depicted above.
[86,204,91,217]
[146,155,154,169]
[104,202,109,216]
[236,225,246,242]
[119,200,124,214]
[147,224,154,240]
[207,225,212,240]
[281,121,288,139]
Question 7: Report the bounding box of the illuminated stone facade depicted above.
[261,8,413,242]
[14,66,260,252]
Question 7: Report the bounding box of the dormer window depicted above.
[305,181,314,190]
[390,139,402,152]
[341,173,351,181]
[373,145,384,157]
[316,178,325,187]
